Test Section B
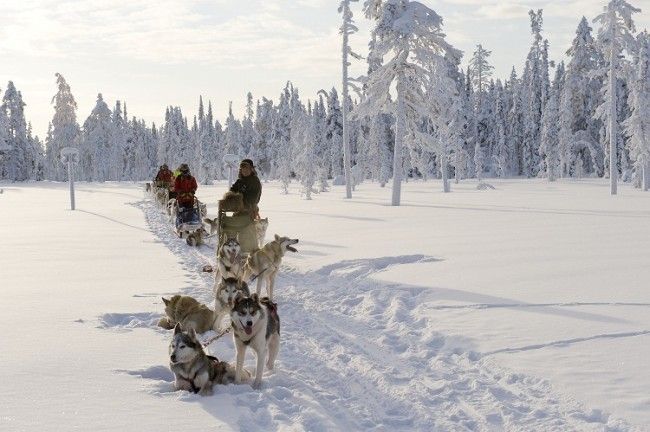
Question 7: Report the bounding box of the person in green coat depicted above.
[230,159,262,219]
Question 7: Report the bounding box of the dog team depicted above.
[154,159,299,395]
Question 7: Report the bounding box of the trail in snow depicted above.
[99,197,637,431]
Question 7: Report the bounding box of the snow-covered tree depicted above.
[594,0,641,194]
[357,0,461,205]
[295,104,317,199]
[624,31,650,191]
[560,17,604,178]
[1,82,31,181]
[81,94,112,181]
[469,45,494,180]
[540,63,565,181]
[45,74,80,181]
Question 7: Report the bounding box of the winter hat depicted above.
[240,159,254,168]
[178,163,190,173]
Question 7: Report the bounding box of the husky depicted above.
[213,277,250,331]
[156,188,169,208]
[216,234,244,280]
[242,234,299,301]
[169,324,250,395]
[203,217,219,236]
[195,198,208,219]
[185,227,208,247]
[145,182,152,193]
[167,198,178,222]
[158,295,217,334]
[231,294,280,389]
[254,217,269,248]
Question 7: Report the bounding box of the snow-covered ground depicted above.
[1,178,649,431]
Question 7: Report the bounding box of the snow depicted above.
[1,179,649,431]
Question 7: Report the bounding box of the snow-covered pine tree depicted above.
[81,94,112,181]
[45,74,80,181]
[358,0,461,205]
[325,88,343,180]
[624,31,650,191]
[540,62,565,181]
[469,44,494,180]
[594,0,641,195]
[506,68,525,175]
[224,101,243,159]
[560,17,604,178]
[253,98,275,178]
[295,103,318,199]
[1,82,30,181]
[520,10,547,178]
[272,83,294,192]
[109,101,127,180]
[0,94,10,179]
[492,79,509,177]
[241,93,257,159]
[312,94,330,191]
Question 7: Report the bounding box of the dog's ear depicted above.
[274,234,280,241]
[251,293,260,303]
[235,233,240,241]
[162,297,170,306]
[188,327,198,340]
[173,323,182,334]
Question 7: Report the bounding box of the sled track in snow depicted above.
[135,198,637,431]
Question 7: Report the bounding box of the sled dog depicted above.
[145,182,152,193]
[155,188,169,208]
[203,217,219,236]
[185,227,208,247]
[242,234,299,301]
[216,234,244,280]
[213,277,250,330]
[159,295,217,334]
[169,323,250,395]
[254,217,269,248]
[231,294,280,389]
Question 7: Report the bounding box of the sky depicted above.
[1,0,649,139]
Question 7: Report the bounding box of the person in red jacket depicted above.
[154,164,173,188]
[174,163,197,209]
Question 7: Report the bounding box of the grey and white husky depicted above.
[254,217,269,248]
[169,323,249,395]
[216,234,244,280]
[213,277,250,331]
[231,294,280,389]
[242,234,299,301]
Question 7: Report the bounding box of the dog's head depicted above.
[169,323,202,365]
[203,218,218,235]
[256,218,269,231]
[231,294,264,336]
[274,234,299,253]
[217,277,248,308]
[220,235,241,257]
[162,295,181,318]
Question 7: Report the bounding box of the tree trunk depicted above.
[644,157,649,192]
[391,79,405,206]
[609,17,618,196]
[341,1,353,199]
[441,144,450,193]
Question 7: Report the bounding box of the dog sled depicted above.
[175,198,207,246]
[216,194,259,255]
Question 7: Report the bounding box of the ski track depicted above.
[100,197,639,431]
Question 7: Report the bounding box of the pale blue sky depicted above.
[1,0,648,139]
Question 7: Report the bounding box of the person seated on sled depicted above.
[174,163,199,226]
[230,158,262,219]
[154,164,173,189]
